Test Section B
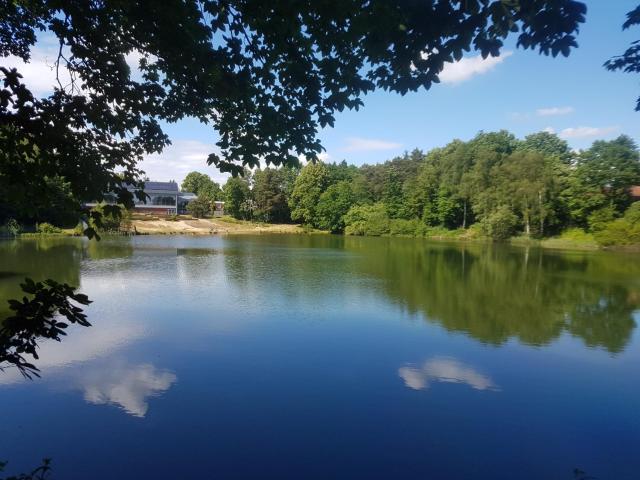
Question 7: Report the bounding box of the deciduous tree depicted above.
[289,163,329,225]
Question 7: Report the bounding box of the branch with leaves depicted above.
[605,5,640,110]
[0,459,52,480]
[0,279,91,379]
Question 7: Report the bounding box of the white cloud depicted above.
[398,357,498,392]
[4,40,150,97]
[439,51,513,85]
[536,106,574,117]
[3,39,67,96]
[342,137,402,152]
[543,126,556,134]
[124,50,145,81]
[140,139,230,185]
[297,152,331,164]
[559,126,619,139]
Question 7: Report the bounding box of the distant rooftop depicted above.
[144,181,179,192]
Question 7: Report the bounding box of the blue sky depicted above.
[6,1,639,184]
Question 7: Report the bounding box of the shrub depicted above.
[624,202,640,225]
[413,222,429,237]
[343,204,370,236]
[482,205,518,240]
[423,226,452,238]
[389,218,420,236]
[36,222,62,234]
[594,219,640,246]
[593,203,640,246]
[588,205,617,233]
[73,222,85,236]
[462,224,483,240]
[344,203,390,236]
[559,227,594,242]
[4,218,21,236]
[89,203,130,232]
[186,197,211,218]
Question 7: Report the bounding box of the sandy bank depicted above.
[130,216,305,235]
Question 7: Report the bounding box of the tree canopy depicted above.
[181,172,222,200]
[2,0,587,226]
[0,0,595,376]
[280,132,640,239]
[210,130,640,242]
[605,4,640,110]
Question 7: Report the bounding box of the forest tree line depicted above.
[2,130,638,245]
[189,130,640,245]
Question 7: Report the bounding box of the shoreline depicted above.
[5,215,638,253]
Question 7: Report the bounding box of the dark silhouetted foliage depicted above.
[0,279,91,379]
[605,4,640,110]
[2,0,587,226]
[0,458,52,480]
[0,459,52,480]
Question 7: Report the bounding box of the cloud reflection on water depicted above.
[398,357,498,392]
[0,314,176,418]
[79,361,177,417]
[0,324,144,385]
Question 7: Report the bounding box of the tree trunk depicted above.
[538,190,544,237]
[462,200,467,229]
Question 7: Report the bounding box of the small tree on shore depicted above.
[5,219,21,237]
[187,197,211,218]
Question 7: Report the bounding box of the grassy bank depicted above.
[510,228,600,251]
[4,215,637,253]
[342,225,637,253]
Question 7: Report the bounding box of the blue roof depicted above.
[143,181,179,192]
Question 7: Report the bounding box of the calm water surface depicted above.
[1,235,639,479]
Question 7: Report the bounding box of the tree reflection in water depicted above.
[348,239,639,353]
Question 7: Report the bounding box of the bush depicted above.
[413,222,429,237]
[36,222,62,234]
[462,224,483,240]
[423,226,452,238]
[624,202,640,224]
[389,218,420,236]
[73,222,85,236]
[559,227,594,242]
[594,220,640,246]
[4,218,21,236]
[186,197,211,218]
[344,203,390,236]
[482,205,518,240]
[89,203,130,232]
[588,205,617,233]
[593,203,640,246]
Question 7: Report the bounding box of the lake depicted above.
[1,235,639,479]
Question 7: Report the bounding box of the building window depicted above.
[151,195,176,206]
[103,193,118,204]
